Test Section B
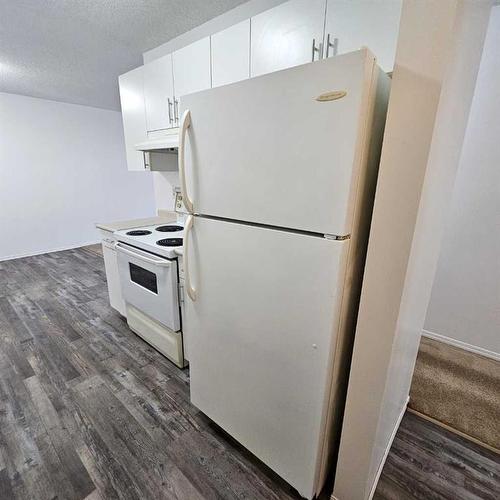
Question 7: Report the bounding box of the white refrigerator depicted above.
[179,49,390,499]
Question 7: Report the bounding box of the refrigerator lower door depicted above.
[179,49,377,236]
[184,216,349,498]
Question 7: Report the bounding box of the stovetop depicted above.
[114,222,184,259]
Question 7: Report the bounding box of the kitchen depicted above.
[0,1,498,500]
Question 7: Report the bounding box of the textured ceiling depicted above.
[0,0,248,110]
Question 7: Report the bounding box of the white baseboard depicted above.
[422,329,500,362]
[0,241,101,262]
[367,396,409,500]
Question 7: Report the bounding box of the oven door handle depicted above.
[183,215,197,301]
[114,242,172,267]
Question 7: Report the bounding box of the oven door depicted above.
[115,241,180,331]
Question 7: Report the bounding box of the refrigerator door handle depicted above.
[183,214,197,301]
[179,109,194,213]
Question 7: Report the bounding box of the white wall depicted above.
[152,171,180,212]
[0,92,156,260]
[333,1,492,499]
[424,7,500,359]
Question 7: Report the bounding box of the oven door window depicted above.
[129,263,158,294]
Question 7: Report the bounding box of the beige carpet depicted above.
[409,336,500,451]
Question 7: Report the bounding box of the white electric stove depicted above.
[114,223,184,259]
[114,199,188,368]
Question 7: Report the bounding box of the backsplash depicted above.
[152,171,180,212]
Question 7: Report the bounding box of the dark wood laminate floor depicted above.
[0,248,300,500]
[375,412,500,500]
[0,247,498,500]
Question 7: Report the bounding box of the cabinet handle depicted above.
[167,98,174,125]
[143,151,151,170]
[325,34,338,58]
[311,38,323,62]
[102,239,115,249]
[178,109,194,213]
[174,99,179,126]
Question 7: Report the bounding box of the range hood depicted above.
[135,134,179,152]
[135,134,179,172]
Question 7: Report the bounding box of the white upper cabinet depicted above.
[143,53,175,132]
[119,0,403,171]
[211,20,250,88]
[173,37,211,99]
[250,0,327,77]
[324,0,402,72]
[118,66,147,171]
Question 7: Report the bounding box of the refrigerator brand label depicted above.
[315,90,347,102]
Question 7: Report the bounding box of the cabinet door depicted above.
[250,0,326,77]
[118,66,147,171]
[102,241,126,316]
[143,53,175,131]
[324,0,402,72]
[173,37,211,98]
[211,20,250,88]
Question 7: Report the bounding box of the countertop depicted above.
[96,211,177,233]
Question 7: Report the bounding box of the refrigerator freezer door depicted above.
[179,49,375,236]
[184,216,349,498]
